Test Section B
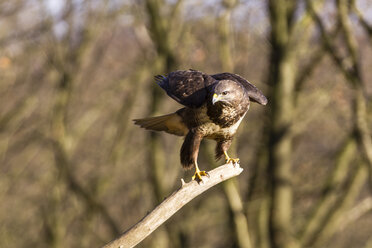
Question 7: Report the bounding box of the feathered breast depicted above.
[206,101,249,128]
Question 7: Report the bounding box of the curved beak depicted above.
[212,93,221,105]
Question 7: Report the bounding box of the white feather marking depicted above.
[227,112,247,134]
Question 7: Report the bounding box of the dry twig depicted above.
[103,163,244,248]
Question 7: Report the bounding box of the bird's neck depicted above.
[206,101,248,128]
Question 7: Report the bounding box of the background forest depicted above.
[1,0,372,247]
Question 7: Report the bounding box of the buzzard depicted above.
[134,69,267,181]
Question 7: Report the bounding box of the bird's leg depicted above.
[181,131,209,182]
[192,162,209,181]
[224,151,240,164]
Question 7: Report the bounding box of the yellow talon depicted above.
[192,164,209,182]
[224,151,240,164]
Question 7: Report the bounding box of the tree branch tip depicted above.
[232,162,241,168]
[180,178,186,186]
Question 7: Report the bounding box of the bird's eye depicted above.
[222,91,228,95]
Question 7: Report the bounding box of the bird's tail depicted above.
[133,113,188,136]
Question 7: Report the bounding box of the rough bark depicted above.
[267,1,298,247]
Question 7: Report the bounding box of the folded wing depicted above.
[155,70,218,108]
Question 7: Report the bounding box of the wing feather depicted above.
[156,70,217,108]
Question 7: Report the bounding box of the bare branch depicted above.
[306,0,356,83]
[294,49,324,98]
[311,163,368,247]
[293,23,341,101]
[49,139,121,236]
[299,135,356,246]
[338,196,372,232]
[336,0,360,77]
[102,163,244,248]
[335,0,372,191]
[350,0,372,39]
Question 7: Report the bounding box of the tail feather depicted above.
[133,113,188,136]
[133,114,170,131]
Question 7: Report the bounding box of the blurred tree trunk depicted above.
[144,0,180,247]
[307,0,372,181]
[48,1,122,240]
[218,0,236,73]
[216,1,252,248]
[267,1,298,248]
[301,0,372,246]
[145,0,178,205]
[246,149,270,248]
[336,0,372,190]
[4,0,372,247]
[248,1,326,247]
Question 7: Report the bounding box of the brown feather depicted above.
[156,70,218,108]
[133,113,188,136]
[180,131,202,169]
[215,139,232,160]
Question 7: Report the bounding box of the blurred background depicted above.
[1,0,372,247]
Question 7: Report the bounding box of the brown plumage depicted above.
[134,69,267,180]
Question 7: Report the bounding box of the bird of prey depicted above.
[134,69,267,181]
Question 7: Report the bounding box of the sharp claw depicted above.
[192,170,209,182]
[225,157,240,165]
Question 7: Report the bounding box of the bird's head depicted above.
[211,80,246,106]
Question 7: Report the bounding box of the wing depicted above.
[155,70,218,108]
[211,73,268,105]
